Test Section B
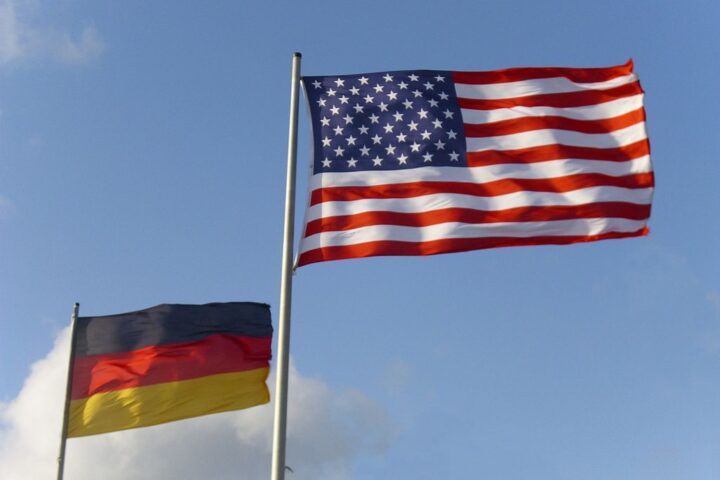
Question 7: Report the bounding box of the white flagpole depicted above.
[271,51,302,480]
[57,302,80,480]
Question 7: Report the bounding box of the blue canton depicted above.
[303,70,467,173]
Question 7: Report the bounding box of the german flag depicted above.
[67,302,272,437]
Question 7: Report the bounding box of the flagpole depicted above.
[57,302,79,480]
[271,51,302,480]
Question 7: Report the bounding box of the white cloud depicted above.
[0,0,104,67]
[0,328,393,480]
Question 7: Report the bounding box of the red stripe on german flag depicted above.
[71,334,271,400]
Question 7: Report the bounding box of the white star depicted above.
[378,102,389,112]
[385,144,396,155]
[403,99,413,109]
[449,151,460,161]
[327,88,337,97]
[364,94,374,104]
[410,142,421,152]
[435,75,445,82]
[383,123,394,133]
[422,152,433,162]
[393,111,404,122]
[330,105,340,115]
[372,156,383,166]
[359,145,371,156]
[397,81,408,90]
[317,98,327,107]
[397,153,408,165]
[346,135,357,145]
[347,157,358,167]
[407,120,419,131]
[312,80,322,89]
[428,99,439,108]
[322,136,332,147]
[447,129,458,139]
[443,109,454,119]
[387,91,398,101]
[343,114,354,124]
[353,103,364,113]
[420,130,432,140]
[368,113,380,124]
[358,125,369,134]
[359,76,369,85]
[438,91,449,100]
[434,139,446,150]
[383,73,394,82]
[408,74,419,81]
[423,81,434,90]
[333,125,344,136]
[322,157,332,168]
[334,78,345,87]
[417,109,428,119]
[349,86,361,95]
[338,95,349,105]
[412,89,423,98]
[373,84,384,93]
[432,119,443,129]
[396,132,407,143]
[334,146,345,157]
[320,116,331,126]
[371,134,383,144]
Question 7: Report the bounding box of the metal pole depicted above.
[57,302,79,480]
[270,52,302,480]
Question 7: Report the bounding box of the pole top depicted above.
[292,52,302,58]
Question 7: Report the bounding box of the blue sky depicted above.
[0,1,718,479]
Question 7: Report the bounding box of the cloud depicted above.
[0,0,104,67]
[0,328,393,480]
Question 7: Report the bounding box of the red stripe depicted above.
[304,203,651,236]
[298,227,649,266]
[457,81,643,110]
[463,108,645,138]
[466,140,650,167]
[71,334,271,400]
[451,60,633,85]
[310,173,654,205]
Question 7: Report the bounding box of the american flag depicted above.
[297,61,653,267]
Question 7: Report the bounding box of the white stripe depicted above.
[304,186,654,222]
[300,217,647,251]
[466,122,647,152]
[454,73,637,100]
[460,94,644,124]
[310,157,652,189]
